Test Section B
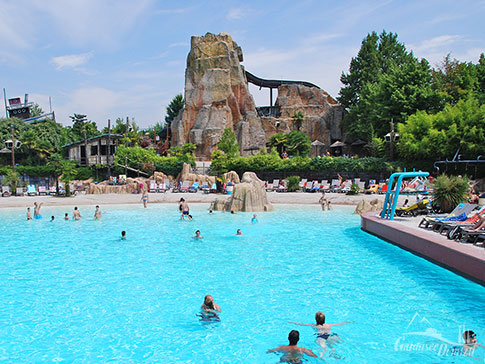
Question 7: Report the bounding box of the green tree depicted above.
[339,30,440,140]
[30,103,44,117]
[165,94,185,125]
[397,97,485,160]
[432,54,478,105]
[217,128,240,158]
[476,53,485,104]
[285,131,311,157]
[47,153,77,195]
[432,175,470,212]
[70,113,99,140]
[268,133,288,155]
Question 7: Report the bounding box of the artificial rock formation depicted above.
[261,84,345,147]
[354,198,384,214]
[210,172,274,212]
[171,32,266,159]
[87,177,149,194]
[176,163,216,185]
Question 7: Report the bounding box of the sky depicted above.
[1,0,484,130]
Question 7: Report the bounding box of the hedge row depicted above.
[0,165,94,179]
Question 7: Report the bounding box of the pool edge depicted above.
[360,212,485,286]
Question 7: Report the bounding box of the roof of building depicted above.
[62,133,124,148]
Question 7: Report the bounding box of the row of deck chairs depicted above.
[418,203,485,247]
[157,180,217,194]
[1,183,85,197]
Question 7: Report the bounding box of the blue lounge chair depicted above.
[189,182,199,193]
[27,185,38,196]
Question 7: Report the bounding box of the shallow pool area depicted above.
[1,203,484,363]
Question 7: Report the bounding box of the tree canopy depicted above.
[165,94,185,125]
[339,31,441,140]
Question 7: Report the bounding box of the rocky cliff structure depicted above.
[171,32,266,159]
[172,32,345,160]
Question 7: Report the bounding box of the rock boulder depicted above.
[211,172,273,212]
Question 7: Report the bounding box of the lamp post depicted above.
[5,124,21,173]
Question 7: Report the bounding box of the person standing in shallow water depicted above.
[73,207,81,220]
[26,208,32,220]
[141,189,148,208]
[33,202,43,219]
[94,205,102,220]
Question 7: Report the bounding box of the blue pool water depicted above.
[0,203,484,363]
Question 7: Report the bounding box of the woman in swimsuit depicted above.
[291,312,352,358]
[141,189,148,208]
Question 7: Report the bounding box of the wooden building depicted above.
[63,134,123,167]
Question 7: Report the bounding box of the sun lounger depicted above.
[395,199,430,217]
[340,180,352,193]
[299,179,307,192]
[311,180,321,192]
[2,186,11,197]
[319,180,330,192]
[365,184,379,194]
[357,181,366,192]
[16,187,25,196]
[210,183,217,193]
[436,206,484,235]
[305,181,314,192]
[201,182,210,194]
[38,185,47,195]
[189,182,199,193]
[149,181,157,193]
[27,185,38,196]
[180,180,190,192]
[49,186,57,195]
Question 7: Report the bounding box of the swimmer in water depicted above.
[33,202,43,219]
[463,330,484,358]
[194,230,203,239]
[121,231,126,240]
[64,213,69,220]
[236,229,242,235]
[73,207,81,220]
[201,295,221,313]
[251,214,258,224]
[291,312,352,357]
[267,330,317,363]
[50,216,55,222]
[26,207,32,220]
[141,189,148,208]
[94,205,102,220]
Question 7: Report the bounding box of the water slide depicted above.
[245,71,320,89]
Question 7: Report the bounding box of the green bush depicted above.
[346,183,360,195]
[286,176,300,192]
[432,174,470,212]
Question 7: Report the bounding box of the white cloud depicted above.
[227,8,246,20]
[169,42,188,48]
[409,35,461,54]
[50,52,94,70]
[155,7,193,14]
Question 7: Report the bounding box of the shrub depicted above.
[432,174,470,212]
[346,183,360,195]
[286,176,300,192]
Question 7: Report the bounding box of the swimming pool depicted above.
[0,203,484,363]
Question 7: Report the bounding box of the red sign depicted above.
[8,98,21,105]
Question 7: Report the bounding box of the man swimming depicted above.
[251,214,258,223]
[236,229,242,235]
[64,213,69,220]
[26,208,32,220]
[50,216,55,222]
[198,294,221,322]
[73,207,81,220]
[267,330,317,363]
[463,330,484,358]
[94,205,102,220]
[291,312,352,357]
[194,230,203,239]
[33,202,43,219]
[121,231,126,240]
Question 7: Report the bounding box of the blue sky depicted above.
[1,0,484,130]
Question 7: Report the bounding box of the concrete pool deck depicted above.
[361,212,485,285]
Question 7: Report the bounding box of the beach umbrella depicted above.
[351,139,367,146]
[330,141,346,148]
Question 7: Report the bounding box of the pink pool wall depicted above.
[361,212,485,285]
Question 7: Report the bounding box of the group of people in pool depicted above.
[27,203,101,221]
